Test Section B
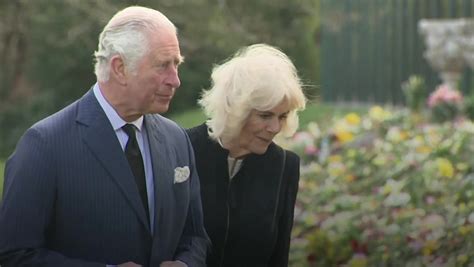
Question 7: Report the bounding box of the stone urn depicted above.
[418,18,474,88]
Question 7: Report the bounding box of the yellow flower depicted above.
[345,174,356,182]
[328,155,342,163]
[346,149,357,158]
[328,163,345,177]
[386,128,408,143]
[416,145,432,154]
[348,255,368,267]
[372,156,386,166]
[458,225,471,236]
[459,202,466,212]
[436,158,454,178]
[456,162,469,171]
[414,135,424,143]
[369,106,390,121]
[345,113,361,125]
[399,130,409,140]
[335,130,354,144]
[457,254,468,264]
[422,240,439,256]
[382,179,403,195]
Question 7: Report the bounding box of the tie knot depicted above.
[122,124,136,138]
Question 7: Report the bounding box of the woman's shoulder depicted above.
[265,144,300,192]
[267,143,300,165]
[185,122,208,143]
[284,149,299,163]
[186,122,207,135]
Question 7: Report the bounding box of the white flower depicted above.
[468,212,474,224]
[384,192,411,207]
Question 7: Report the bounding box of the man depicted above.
[0,6,208,267]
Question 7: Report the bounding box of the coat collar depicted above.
[76,89,151,233]
[143,115,174,235]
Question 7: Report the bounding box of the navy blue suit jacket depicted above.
[0,90,209,266]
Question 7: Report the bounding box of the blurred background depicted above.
[0,0,321,158]
[3,0,474,159]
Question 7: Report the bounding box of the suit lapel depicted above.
[144,115,173,236]
[76,90,151,233]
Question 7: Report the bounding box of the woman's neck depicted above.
[220,138,249,159]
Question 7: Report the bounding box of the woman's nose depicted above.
[267,118,282,134]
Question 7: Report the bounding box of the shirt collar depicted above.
[93,83,144,132]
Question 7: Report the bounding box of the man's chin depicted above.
[151,104,170,114]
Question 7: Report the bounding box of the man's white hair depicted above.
[199,43,307,143]
[94,6,176,82]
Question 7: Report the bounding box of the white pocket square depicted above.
[174,166,190,184]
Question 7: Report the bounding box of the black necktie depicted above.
[122,124,149,223]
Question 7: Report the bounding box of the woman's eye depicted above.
[279,115,288,121]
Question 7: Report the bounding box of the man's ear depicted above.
[110,55,127,85]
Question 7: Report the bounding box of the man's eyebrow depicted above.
[177,55,185,64]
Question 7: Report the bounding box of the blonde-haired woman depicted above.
[187,43,306,267]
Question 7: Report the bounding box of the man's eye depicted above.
[259,114,272,119]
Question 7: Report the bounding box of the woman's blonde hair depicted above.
[199,43,306,142]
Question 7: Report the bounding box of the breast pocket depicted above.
[171,165,191,211]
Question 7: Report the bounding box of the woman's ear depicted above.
[110,55,127,85]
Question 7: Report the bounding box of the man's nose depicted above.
[166,66,181,88]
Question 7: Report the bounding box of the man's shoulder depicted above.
[146,114,190,146]
[148,114,182,133]
[30,99,80,134]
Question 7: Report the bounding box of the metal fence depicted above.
[321,0,474,104]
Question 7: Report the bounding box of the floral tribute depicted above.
[287,105,474,267]
[427,84,464,123]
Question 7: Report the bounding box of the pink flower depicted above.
[425,196,435,205]
[304,144,318,156]
[427,84,463,108]
[293,132,313,145]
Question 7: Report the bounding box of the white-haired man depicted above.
[0,6,208,267]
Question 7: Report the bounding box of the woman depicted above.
[186,44,306,267]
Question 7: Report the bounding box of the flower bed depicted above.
[287,106,474,266]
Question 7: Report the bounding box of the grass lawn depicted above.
[170,102,369,130]
[168,108,207,129]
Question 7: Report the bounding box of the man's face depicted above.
[125,29,182,116]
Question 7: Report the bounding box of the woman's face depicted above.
[231,100,290,157]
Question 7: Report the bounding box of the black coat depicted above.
[186,123,300,267]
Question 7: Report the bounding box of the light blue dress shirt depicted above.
[93,84,155,231]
